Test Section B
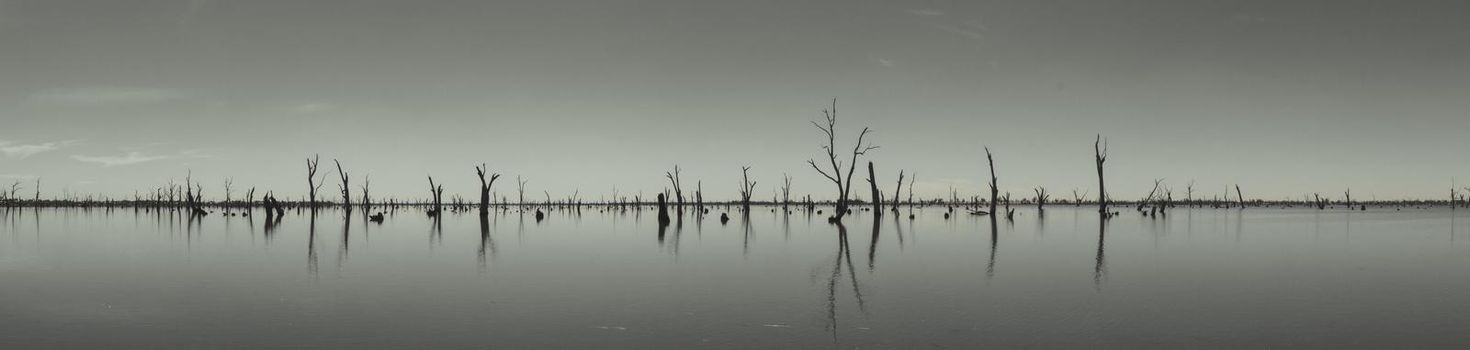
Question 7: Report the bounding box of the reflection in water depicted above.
[987,217,998,281]
[308,209,319,278]
[1094,215,1107,290]
[338,209,351,269]
[825,223,868,347]
[479,213,497,271]
[867,215,879,273]
[742,210,753,259]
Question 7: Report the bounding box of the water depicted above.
[3,205,1470,349]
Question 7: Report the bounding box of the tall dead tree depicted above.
[866,161,881,214]
[1034,186,1049,211]
[1095,135,1109,216]
[1235,185,1244,209]
[360,176,371,210]
[428,175,444,213]
[1344,188,1352,209]
[781,174,792,206]
[985,147,998,215]
[334,160,350,207]
[476,164,501,214]
[892,170,905,210]
[907,173,916,206]
[306,155,324,207]
[223,178,233,204]
[517,176,528,205]
[807,99,877,222]
[665,165,684,207]
[1186,181,1195,207]
[246,187,255,206]
[738,166,757,209]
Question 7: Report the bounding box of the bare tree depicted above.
[665,165,684,207]
[334,159,350,207]
[985,147,998,215]
[360,176,371,210]
[866,161,881,214]
[891,170,905,210]
[781,173,793,206]
[223,178,234,204]
[1235,185,1244,209]
[427,175,445,214]
[1095,135,1109,216]
[1186,181,1195,207]
[1344,188,1352,209]
[35,177,41,201]
[1034,186,1049,211]
[246,187,256,206]
[806,99,877,222]
[306,155,324,207]
[738,166,757,209]
[517,176,528,206]
[476,164,501,214]
[907,173,916,206]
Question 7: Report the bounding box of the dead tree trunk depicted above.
[334,159,350,208]
[782,174,792,206]
[306,154,323,207]
[666,165,684,208]
[428,176,444,214]
[476,164,501,214]
[657,193,670,225]
[517,176,527,206]
[985,147,998,215]
[738,166,757,210]
[892,170,904,211]
[1034,186,1048,212]
[1095,135,1109,216]
[866,162,881,215]
[806,99,877,222]
[1235,185,1244,209]
[360,176,371,211]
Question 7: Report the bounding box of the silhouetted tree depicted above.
[516,176,528,206]
[306,155,324,207]
[1034,186,1048,212]
[1235,185,1244,209]
[427,175,444,214]
[665,165,684,207]
[781,173,792,206]
[986,147,998,215]
[223,178,233,204]
[334,160,350,208]
[891,170,904,210]
[738,166,757,209]
[475,164,501,214]
[806,99,877,222]
[1095,135,1109,216]
[866,162,882,214]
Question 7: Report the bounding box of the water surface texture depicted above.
[3,206,1470,349]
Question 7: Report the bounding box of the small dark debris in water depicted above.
[719,213,729,224]
[535,209,545,221]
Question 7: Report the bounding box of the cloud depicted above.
[30,87,185,105]
[70,148,212,167]
[0,140,75,159]
[71,152,171,167]
[906,9,945,17]
[289,102,338,115]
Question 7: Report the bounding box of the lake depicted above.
[3,205,1469,349]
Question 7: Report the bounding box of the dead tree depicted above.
[34,178,40,201]
[1344,188,1352,209]
[1034,186,1049,211]
[1095,135,1109,216]
[1071,189,1087,207]
[665,165,684,207]
[334,160,350,208]
[360,176,371,210]
[806,99,877,222]
[985,147,998,215]
[223,178,233,205]
[696,180,704,207]
[738,166,757,209]
[907,173,916,206]
[781,174,793,206]
[1235,185,1244,209]
[428,175,444,214]
[306,155,323,207]
[1186,181,1195,207]
[246,187,256,206]
[476,164,501,214]
[657,193,670,224]
[892,170,905,210]
[517,176,528,206]
[866,162,882,214]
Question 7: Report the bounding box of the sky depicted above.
[2,0,1469,202]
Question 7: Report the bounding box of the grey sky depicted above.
[2,0,1468,201]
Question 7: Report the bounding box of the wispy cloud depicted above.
[30,86,185,105]
[71,149,212,167]
[906,9,946,17]
[289,102,338,115]
[71,152,172,167]
[0,140,76,159]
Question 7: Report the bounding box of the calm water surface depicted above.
[3,206,1470,349]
